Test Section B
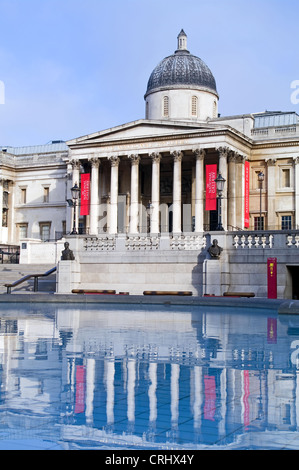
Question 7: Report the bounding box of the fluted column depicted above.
[218,147,229,230]
[150,152,161,233]
[109,156,120,234]
[228,151,236,230]
[129,154,140,233]
[89,157,100,235]
[71,159,80,233]
[172,151,183,233]
[266,158,277,229]
[294,157,299,229]
[194,148,205,232]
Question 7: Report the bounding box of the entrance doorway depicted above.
[287,266,299,299]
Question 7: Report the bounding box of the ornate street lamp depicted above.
[258,171,264,230]
[71,182,80,235]
[215,173,226,231]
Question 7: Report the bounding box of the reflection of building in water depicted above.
[0,306,299,448]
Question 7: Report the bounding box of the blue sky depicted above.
[0,0,298,146]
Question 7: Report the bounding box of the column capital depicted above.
[109,155,120,167]
[266,158,277,166]
[193,148,206,160]
[217,146,230,158]
[71,159,81,170]
[150,152,161,163]
[293,156,299,165]
[89,156,101,168]
[128,154,140,165]
[171,150,183,162]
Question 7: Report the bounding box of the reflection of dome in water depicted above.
[145,29,217,97]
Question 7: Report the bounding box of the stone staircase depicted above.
[0,264,57,294]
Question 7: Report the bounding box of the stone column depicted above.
[71,159,80,233]
[172,151,183,233]
[217,147,229,230]
[109,156,120,234]
[150,152,161,233]
[236,155,246,229]
[89,157,100,235]
[0,179,3,242]
[194,148,205,232]
[266,158,277,230]
[228,151,237,230]
[294,157,299,229]
[129,154,140,233]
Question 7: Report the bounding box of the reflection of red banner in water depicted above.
[80,173,90,216]
[204,375,216,420]
[75,365,85,414]
[267,317,277,344]
[243,370,250,430]
[205,164,217,211]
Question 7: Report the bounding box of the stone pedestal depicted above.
[56,260,80,294]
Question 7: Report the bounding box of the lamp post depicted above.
[215,173,226,231]
[71,182,80,235]
[258,171,264,230]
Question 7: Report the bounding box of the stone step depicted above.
[0,264,56,294]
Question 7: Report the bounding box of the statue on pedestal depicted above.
[61,242,75,260]
[208,239,223,259]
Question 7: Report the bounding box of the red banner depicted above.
[80,173,90,216]
[244,161,250,228]
[205,164,217,211]
[267,257,277,299]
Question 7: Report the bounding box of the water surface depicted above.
[0,302,298,450]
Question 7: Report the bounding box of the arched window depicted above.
[213,101,217,118]
[191,96,198,117]
[163,96,169,117]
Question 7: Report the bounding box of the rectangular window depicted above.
[39,222,51,241]
[18,224,28,239]
[254,216,264,230]
[281,215,292,230]
[43,187,50,203]
[282,169,290,188]
[21,188,27,204]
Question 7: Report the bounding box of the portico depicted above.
[67,126,249,238]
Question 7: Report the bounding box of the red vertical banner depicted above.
[267,257,277,299]
[244,161,250,228]
[75,365,85,414]
[205,164,217,211]
[80,173,90,216]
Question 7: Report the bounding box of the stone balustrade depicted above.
[232,231,299,249]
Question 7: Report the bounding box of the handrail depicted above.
[4,267,57,294]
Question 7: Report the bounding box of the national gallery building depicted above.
[1,30,299,297]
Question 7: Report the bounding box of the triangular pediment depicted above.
[67,119,222,148]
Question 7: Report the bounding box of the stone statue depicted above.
[61,241,75,260]
[208,239,223,259]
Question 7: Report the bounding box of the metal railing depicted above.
[4,266,57,294]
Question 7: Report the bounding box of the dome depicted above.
[145,30,218,98]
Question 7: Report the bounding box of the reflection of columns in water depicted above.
[85,358,95,426]
[127,359,136,423]
[193,365,203,430]
[148,362,157,424]
[171,363,180,425]
[105,359,115,425]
